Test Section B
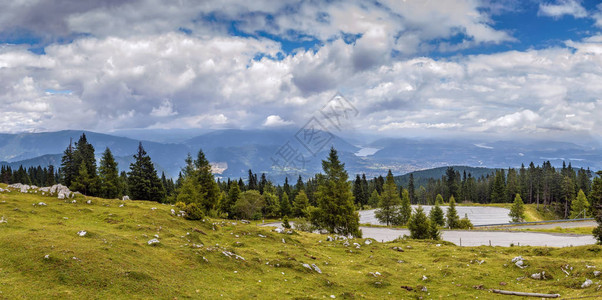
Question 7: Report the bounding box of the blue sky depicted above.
[0,0,601,143]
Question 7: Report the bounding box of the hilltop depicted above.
[1,186,602,298]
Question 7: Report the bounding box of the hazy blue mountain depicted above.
[0,130,599,183]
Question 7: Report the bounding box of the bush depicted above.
[282,215,291,229]
[293,218,313,232]
[184,203,204,220]
[457,217,473,230]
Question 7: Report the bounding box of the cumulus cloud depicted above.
[538,0,587,19]
[263,115,294,127]
[0,0,601,142]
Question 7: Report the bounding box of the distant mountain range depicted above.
[0,129,600,182]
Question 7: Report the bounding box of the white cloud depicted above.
[538,0,587,19]
[263,115,293,127]
[150,99,178,117]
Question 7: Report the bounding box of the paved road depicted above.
[506,220,597,230]
[360,205,511,226]
[262,222,597,247]
[360,226,596,247]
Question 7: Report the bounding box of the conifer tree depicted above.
[293,190,310,218]
[368,190,381,207]
[435,194,444,205]
[46,165,56,186]
[61,139,76,187]
[313,147,361,237]
[429,202,445,226]
[194,149,221,212]
[127,142,165,202]
[70,162,92,195]
[220,183,240,218]
[446,196,460,229]
[408,206,430,239]
[398,188,412,225]
[509,194,525,222]
[98,147,120,199]
[570,189,589,219]
[408,173,416,203]
[280,192,291,217]
[375,170,401,226]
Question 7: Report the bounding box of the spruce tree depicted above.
[398,188,412,225]
[509,194,525,222]
[375,170,401,226]
[60,139,76,187]
[177,176,201,204]
[313,147,361,237]
[195,149,220,212]
[429,202,445,226]
[293,190,310,218]
[98,147,120,199]
[570,189,589,219]
[70,162,91,195]
[435,194,444,205]
[280,192,291,217]
[408,173,416,203]
[46,165,56,186]
[353,174,365,208]
[446,196,460,229]
[127,142,165,202]
[408,206,430,239]
[71,133,99,195]
[220,183,240,218]
[368,190,381,207]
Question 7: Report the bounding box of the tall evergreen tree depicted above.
[408,206,430,239]
[195,149,221,212]
[220,183,240,218]
[398,188,412,225]
[408,173,416,204]
[60,139,76,187]
[509,194,525,223]
[429,202,445,226]
[375,170,401,226]
[46,165,56,186]
[98,147,120,199]
[127,143,165,202]
[293,190,310,218]
[446,196,460,229]
[280,192,291,217]
[570,189,589,219]
[312,148,361,237]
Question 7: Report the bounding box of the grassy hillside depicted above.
[1,186,602,298]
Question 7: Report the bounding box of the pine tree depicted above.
[428,215,441,240]
[446,196,460,229]
[429,202,445,226]
[60,139,76,187]
[509,194,525,223]
[398,188,412,225]
[71,133,99,195]
[491,169,506,203]
[408,173,416,203]
[280,192,291,217]
[368,190,381,207]
[435,194,444,205]
[375,170,401,226]
[293,190,310,218]
[177,176,201,204]
[127,143,165,202]
[570,189,589,219]
[353,174,365,208]
[98,147,120,199]
[408,206,430,239]
[194,149,221,212]
[313,148,361,237]
[46,165,56,186]
[220,183,240,218]
[70,162,91,195]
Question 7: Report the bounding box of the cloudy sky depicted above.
[1,0,602,142]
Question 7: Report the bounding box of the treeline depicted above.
[59,133,175,201]
[0,165,58,186]
[350,162,595,219]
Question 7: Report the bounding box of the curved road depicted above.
[360,206,511,226]
[360,226,596,247]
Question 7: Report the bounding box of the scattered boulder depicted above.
[326,236,333,242]
[77,230,87,237]
[364,239,373,245]
[512,256,526,268]
[582,279,593,288]
[258,234,266,238]
[122,195,130,201]
[422,275,428,281]
[531,271,546,280]
[37,202,47,206]
[44,254,50,260]
[302,263,312,270]
[594,271,601,277]
[58,193,65,199]
[0,216,7,223]
[86,200,92,204]
[343,241,350,247]
[147,238,160,245]
[274,228,284,233]
[311,264,322,274]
